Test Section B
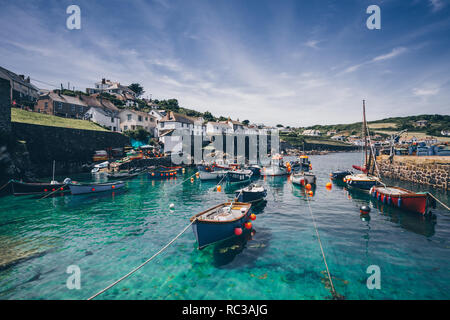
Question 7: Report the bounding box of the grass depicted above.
[368,122,398,129]
[11,108,109,131]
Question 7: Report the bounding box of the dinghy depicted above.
[10,180,68,196]
[330,170,353,181]
[190,202,252,249]
[370,186,433,215]
[235,184,267,203]
[262,154,288,176]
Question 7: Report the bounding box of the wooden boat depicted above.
[106,171,141,180]
[197,165,227,181]
[226,169,253,183]
[10,180,68,196]
[91,161,109,174]
[330,170,352,181]
[291,172,316,186]
[190,202,252,249]
[235,184,267,203]
[345,173,381,191]
[370,186,432,215]
[67,180,125,195]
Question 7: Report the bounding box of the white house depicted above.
[149,109,167,123]
[81,95,120,131]
[302,129,321,136]
[158,111,205,153]
[206,122,234,135]
[119,109,157,136]
[331,135,346,141]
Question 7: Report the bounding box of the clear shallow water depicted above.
[0,152,449,300]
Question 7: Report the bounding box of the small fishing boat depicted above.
[262,154,288,176]
[91,161,109,174]
[190,202,252,249]
[235,184,267,203]
[10,180,68,196]
[226,169,253,183]
[298,155,311,172]
[245,164,262,177]
[197,165,227,181]
[345,173,381,191]
[370,186,434,215]
[66,179,125,195]
[106,171,141,180]
[330,170,353,181]
[291,172,316,186]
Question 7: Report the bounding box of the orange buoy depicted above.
[244,222,252,229]
[250,213,256,221]
[195,172,200,177]
[308,190,313,196]
[305,183,312,190]
[217,185,222,192]
[234,227,243,236]
[112,185,115,189]
[190,177,194,183]
[326,182,332,189]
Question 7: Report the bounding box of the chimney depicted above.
[102,78,106,84]
[26,76,30,83]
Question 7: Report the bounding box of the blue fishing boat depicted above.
[245,165,262,177]
[66,179,125,195]
[148,166,178,179]
[190,202,252,249]
[226,169,253,183]
[235,184,267,203]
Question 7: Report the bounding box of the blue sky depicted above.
[0,0,449,126]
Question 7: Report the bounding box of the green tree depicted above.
[242,119,250,125]
[128,83,145,97]
[203,111,215,122]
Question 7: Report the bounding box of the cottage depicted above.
[331,135,346,141]
[35,92,89,118]
[0,66,39,106]
[302,129,321,136]
[149,109,167,124]
[119,109,157,136]
[81,95,120,131]
[206,121,234,135]
[414,120,428,127]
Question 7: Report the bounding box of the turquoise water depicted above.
[0,152,449,300]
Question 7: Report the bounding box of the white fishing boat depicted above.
[91,161,109,174]
[291,172,316,186]
[262,154,288,176]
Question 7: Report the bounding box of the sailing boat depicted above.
[344,100,381,191]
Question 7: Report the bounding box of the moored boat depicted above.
[245,164,261,177]
[235,184,267,203]
[226,169,253,183]
[197,165,227,181]
[345,173,381,191]
[10,180,68,196]
[148,166,178,179]
[291,172,316,186]
[67,180,125,195]
[330,170,353,181]
[370,186,433,215]
[190,202,252,249]
[262,154,288,176]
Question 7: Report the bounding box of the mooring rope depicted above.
[428,192,450,211]
[88,217,197,300]
[38,184,68,200]
[0,180,11,193]
[304,192,338,299]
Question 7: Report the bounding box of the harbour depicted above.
[0,152,449,300]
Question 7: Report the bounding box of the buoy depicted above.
[217,185,221,192]
[250,213,256,221]
[301,179,305,186]
[234,227,243,236]
[111,185,115,189]
[91,188,96,192]
[195,172,200,178]
[44,189,48,192]
[305,184,312,190]
[182,168,185,173]
[326,182,332,189]
[244,222,252,229]
[169,203,175,209]
[360,205,371,214]
[343,178,347,182]
[308,190,313,196]
[151,172,155,176]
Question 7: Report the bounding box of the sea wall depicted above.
[0,78,11,134]
[10,122,130,178]
[377,155,450,190]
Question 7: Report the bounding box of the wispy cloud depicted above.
[305,40,320,49]
[429,0,445,12]
[372,47,407,62]
[413,86,440,96]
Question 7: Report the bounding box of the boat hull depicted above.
[262,166,287,176]
[330,170,352,181]
[11,180,68,196]
[199,170,226,180]
[226,171,252,183]
[68,182,125,195]
[235,190,266,203]
[291,173,316,186]
[370,186,430,215]
[148,169,178,179]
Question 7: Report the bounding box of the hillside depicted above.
[11,108,108,131]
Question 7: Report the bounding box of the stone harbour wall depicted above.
[377,155,450,190]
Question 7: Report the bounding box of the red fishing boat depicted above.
[370,186,433,215]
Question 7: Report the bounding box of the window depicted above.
[44,102,48,109]
[111,117,114,123]
[127,114,132,121]
[124,125,128,130]
[138,116,142,122]
[160,122,164,128]
[145,117,148,121]
[150,118,154,122]
[71,105,75,112]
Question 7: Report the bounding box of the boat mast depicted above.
[362,100,368,169]
[52,160,56,181]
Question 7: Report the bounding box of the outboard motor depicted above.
[63,178,72,185]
